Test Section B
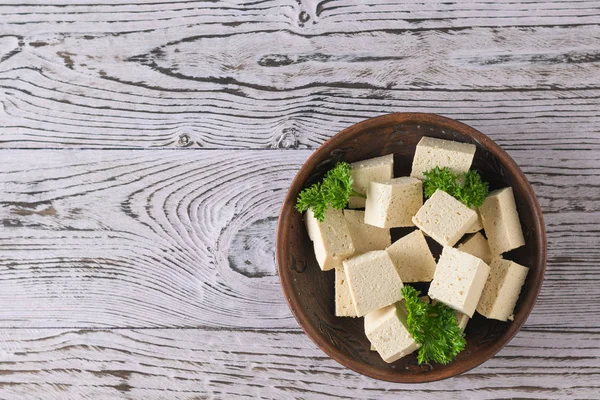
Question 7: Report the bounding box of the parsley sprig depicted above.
[423,167,489,208]
[402,286,466,365]
[295,162,365,222]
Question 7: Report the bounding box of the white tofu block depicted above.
[386,230,437,282]
[343,209,391,255]
[466,211,484,233]
[479,187,525,255]
[364,177,423,228]
[456,313,470,331]
[343,250,404,317]
[335,267,357,317]
[428,246,490,317]
[348,154,394,208]
[410,136,476,180]
[365,303,419,363]
[458,232,493,264]
[412,190,478,247]
[476,258,529,321]
[305,208,355,271]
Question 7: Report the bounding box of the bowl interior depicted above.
[277,113,546,382]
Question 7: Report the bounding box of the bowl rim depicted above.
[276,112,547,383]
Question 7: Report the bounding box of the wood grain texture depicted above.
[0,2,599,148]
[0,328,598,399]
[1,0,599,397]
[0,149,598,330]
[0,150,298,329]
[1,0,599,35]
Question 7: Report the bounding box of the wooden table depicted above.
[0,1,599,398]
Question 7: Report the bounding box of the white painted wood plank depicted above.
[0,149,598,329]
[0,150,302,329]
[1,67,599,149]
[0,20,598,148]
[1,0,598,37]
[0,1,596,397]
[0,328,597,399]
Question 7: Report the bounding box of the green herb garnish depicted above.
[402,286,466,365]
[295,162,365,221]
[423,167,489,208]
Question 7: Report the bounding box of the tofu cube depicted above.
[458,232,493,264]
[386,230,437,282]
[456,313,470,331]
[343,250,404,317]
[479,187,525,255]
[428,246,490,317]
[411,136,476,180]
[343,209,391,255]
[466,211,484,233]
[348,154,394,208]
[476,258,529,321]
[335,267,357,317]
[305,207,355,271]
[412,189,478,247]
[365,302,419,363]
[364,177,423,228]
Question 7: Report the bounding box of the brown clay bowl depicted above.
[276,113,546,382]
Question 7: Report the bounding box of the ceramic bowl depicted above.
[276,113,546,382]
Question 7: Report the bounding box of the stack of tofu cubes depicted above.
[304,137,530,364]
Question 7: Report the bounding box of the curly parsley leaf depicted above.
[295,182,327,221]
[423,167,489,208]
[423,167,459,198]
[455,170,489,208]
[295,162,365,221]
[402,286,466,365]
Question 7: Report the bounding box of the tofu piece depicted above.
[412,190,478,247]
[343,209,391,255]
[305,208,355,271]
[456,313,470,331]
[335,267,357,317]
[466,211,484,233]
[365,303,419,363]
[386,230,437,282]
[479,187,525,255]
[428,246,490,317]
[348,154,394,208]
[343,250,404,317]
[364,177,423,228]
[411,136,476,180]
[476,258,529,321]
[458,232,493,264]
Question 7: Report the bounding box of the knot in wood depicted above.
[277,128,298,149]
[177,134,193,147]
[299,11,310,24]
